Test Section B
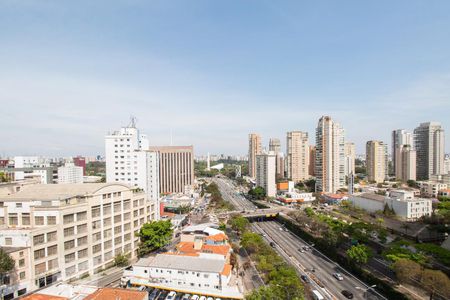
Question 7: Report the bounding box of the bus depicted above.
[312,290,324,300]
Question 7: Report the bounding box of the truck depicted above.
[312,290,324,300]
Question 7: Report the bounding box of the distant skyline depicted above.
[1,1,449,156]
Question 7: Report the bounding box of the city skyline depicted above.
[1,1,450,156]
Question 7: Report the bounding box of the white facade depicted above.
[350,190,432,221]
[248,134,262,179]
[315,116,345,193]
[0,183,158,294]
[13,156,56,184]
[286,131,309,182]
[123,254,242,299]
[392,129,413,174]
[58,164,83,184]
[344,142,355,178]
[395,145,416,182]
[256,151,277,197]
[105,125,160,218]
[419,181,448,198]
[414,122,445,180]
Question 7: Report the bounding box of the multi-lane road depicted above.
[213,177,257,210]
[214,176,386,300]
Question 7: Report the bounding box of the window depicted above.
[33,234,45,246]
[114,215,121,223]
[35,263,46,275]
[124,223,131,231]
[103,204,111,215]
[103,217,111,227]
[93,232,102,242]
[104,240,112,249]
[19,259,25,267]
[48,258,58,270]
[93,244,102,253]
[0,217,4,225]
[19,272,26,280]
[114,236,122,245]
[34,216,44,225]
[113,201,121,212]
[63,214,74,224]
[64,240,75,250]
[91,207,101,218]
[47,245,57,256]
[78,248,88,258]
[47,231,57,242]
[77,224,87,234]
[8,213,18,226]
[92,220,101,230]
[5,237,12,246]
[114,226,121,234]
[77,212,87,221]
[64,227,75,237]
[65,253,76,263]
[78,261,88,271]
[77,236,88,246]
[93,255,102,265]
[47,216,56,225]
[34,249,45,260]
[22,213,30,225]
[16,202,22,208]
[65,266,76,276]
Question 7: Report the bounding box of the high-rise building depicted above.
[57,163,83,184]
[286,131,309,182]
[392,129,413,175]
[395,145,416,182]
[256,151,277,197]
[105,123,160,206]
[344,142,355,178]
[366,141,388,183]
[315,116,345,193]
[308,146,316,177]
[275,152,285,179]
[73,156,87,175]
[148,146,194,194]
[269,138,281,153]
[414,122,445,180]
[248,134,262,178]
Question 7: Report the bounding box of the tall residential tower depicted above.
[366,140,388,183]
[248,134,262,178]
[286,131,309,182]
[414,122,445,180]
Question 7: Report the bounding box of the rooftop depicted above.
[0,183,132,201]
[84,288,147,300]
[21,294,68,300]
[1,246,28,254]
[146,253,226,273]
[353,193,387,202]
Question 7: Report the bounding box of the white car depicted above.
[191,295,200,300]
[199,297,207,300]
[166,291,177,300]
[333,272,344,281]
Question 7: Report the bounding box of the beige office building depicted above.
[308,146,316,177]
[286,131,309,182]
[366,141,388,183]
[414,122,445,180]
[149,146,194,194]
[395,145,416,182]
[248,134,262,179]
[315,116,345,193]
[0,183,157,294]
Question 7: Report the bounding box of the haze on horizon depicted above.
[1,1,450,157]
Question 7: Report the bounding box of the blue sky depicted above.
[1,1,449,156]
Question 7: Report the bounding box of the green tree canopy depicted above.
[392,258,422,283]
[248,186,266,200]
[346,244,372,264]
[230,215,250,234]
[0,248,15,274]
[137,220,173,256]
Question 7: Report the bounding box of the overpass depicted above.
[217,208,281,220]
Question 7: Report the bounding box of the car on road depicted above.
[341,290,354,299]
[180,294,190,300]
[298,248,305,253]
[149,289,161,300]
[269,242,275,247]
[300,275,310,283]
[157,290,169,300]
[333,272,344,281]
[165,291,177,300]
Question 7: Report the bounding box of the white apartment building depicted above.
[344,142,355,177]
[57,163,83,184]
[13,156,57,184]
[105,124,160,217]
[418,181,448,198]
[350,190,432,221]
[0,183,157,295]
[256,151,277,198]
[414,122,445,180]
[366,141,388,183]
[123,254,242,299]
[248,134,262,179]
[269,138,285,179]
[286,131,309,182]
[315,116,345,193]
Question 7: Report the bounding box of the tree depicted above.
[392,259,422,283]
[407,180,418,188]
[0,249,14,274]
[346,244,372,264]
[230,215,249,234]
[421,269,450,298]
[248,186,266,200]
[137,220,173,256]
[114,253,129,267]
[240,232,264,254]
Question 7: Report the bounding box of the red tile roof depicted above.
[84,288,147,300]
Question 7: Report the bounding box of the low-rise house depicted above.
[276,192,315,205]
[322,193,348,205]
[0,246,32,299]
[419,181,448,198]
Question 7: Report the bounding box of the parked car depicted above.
[166,291,177,300]
[181,294,190,300]
[157,290,169,300]
[333,273,344,281]
[199,296,207,300]
[149,289,161,300]
[298,248,305,253]
[341,290,354,299]
[191,295,200,300]
[270,242,275,248]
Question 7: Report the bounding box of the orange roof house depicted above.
[84,288,147,300]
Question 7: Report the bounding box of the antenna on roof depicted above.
[129,116,137,128]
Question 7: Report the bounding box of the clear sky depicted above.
[1,1,449,156]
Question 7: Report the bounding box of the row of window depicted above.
[1,214,56,226]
